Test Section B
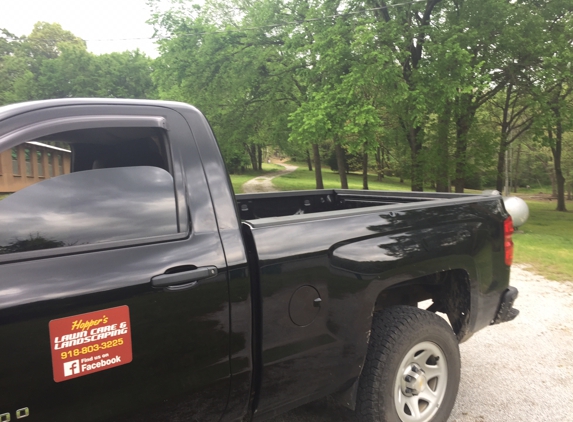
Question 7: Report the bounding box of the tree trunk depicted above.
[495,141,507,193]
[245,144,258,171]
[257,145,263,171]
[435,103,451,192]
[496,84,512,192]
[454,115,471,193]
[312,143,324,189]
[375,147,381,182]
[362,148,369,190]
[549,170,557,197]
[454,95,476,193]
[380,146,385,179]
[375,146,384,181]
[335,142,348,189]
[407,127,423,191]
[513,143,522,193]
[553,158,565,211]
[549,123,567,211]
[306,150,313,171]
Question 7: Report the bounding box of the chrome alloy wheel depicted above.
[393,341,448,422]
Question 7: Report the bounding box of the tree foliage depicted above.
[0,22,156,105]
[1,3,572,207]
[147,0,571,201]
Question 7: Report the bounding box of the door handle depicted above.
[151,266,218,288]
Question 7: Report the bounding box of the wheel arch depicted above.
[373,269,472,341]
[334,265,473,411]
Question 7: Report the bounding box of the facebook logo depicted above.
[63,360,80,377]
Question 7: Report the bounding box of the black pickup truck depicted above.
[0,99,518,422]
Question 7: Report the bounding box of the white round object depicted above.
[503,196,530,228]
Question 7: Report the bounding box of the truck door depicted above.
[0,105,230,422]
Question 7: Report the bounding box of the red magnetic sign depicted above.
[49,305,133,382]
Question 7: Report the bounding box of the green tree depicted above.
[147,0,572,196]
[485,83,535,193]
[1,22,156,104]
[96,51,156,98]
[0,29,36,104]
[526,0,573,211]
[151,1,298,172]
[353,0,446,191]
[25,22,86,61]
[428,0,531,192]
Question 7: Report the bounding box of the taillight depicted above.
[504,216,514,266]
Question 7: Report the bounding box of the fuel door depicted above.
[288,285,321,327]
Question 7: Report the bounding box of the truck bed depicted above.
[237,188,509,418]
[237,189,489,222]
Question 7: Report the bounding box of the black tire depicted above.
[355,306,461,422]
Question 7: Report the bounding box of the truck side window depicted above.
[0,127,178,255]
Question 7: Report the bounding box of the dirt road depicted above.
[241,164,298,193]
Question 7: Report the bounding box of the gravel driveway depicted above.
[269,265,573,422]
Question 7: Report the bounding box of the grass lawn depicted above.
[272,166,414,191]
[513,200,573,282]
[271,165,483,193]
[514,184,555,195]
[229,163,284,193]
